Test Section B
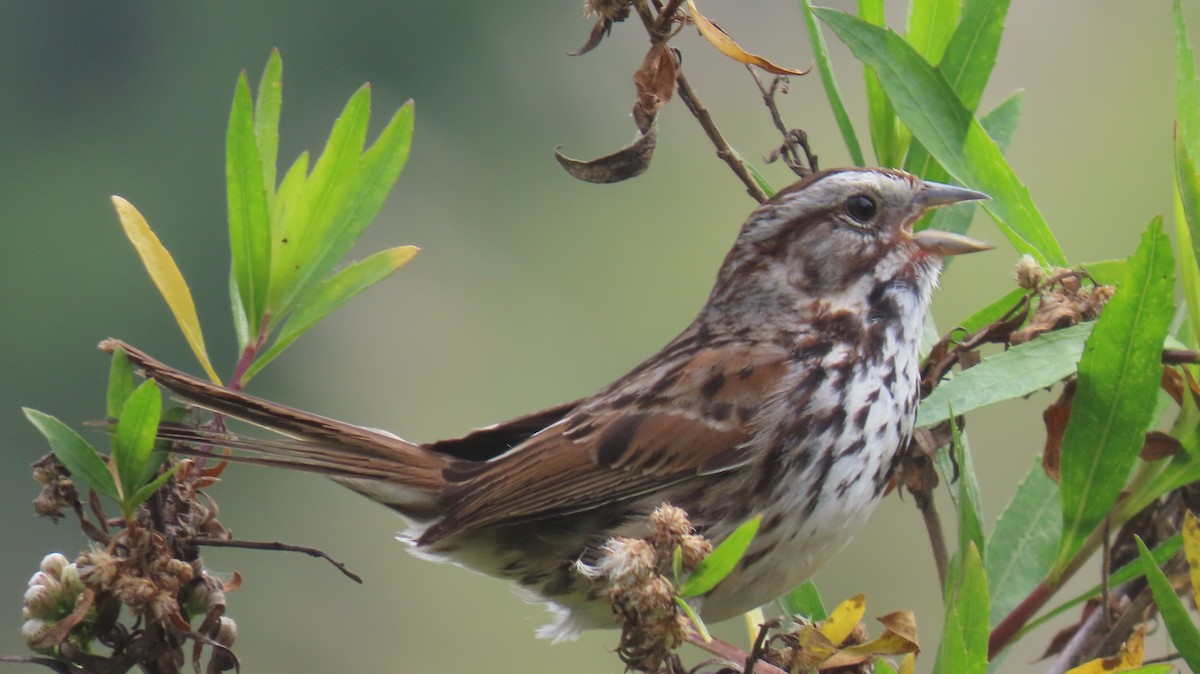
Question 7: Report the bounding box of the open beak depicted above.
[912,180,994,257]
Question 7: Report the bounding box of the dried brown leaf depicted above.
[1042,380,1076,482]
[684,0,810,76]
[555,123,657,184]
[1139,431,1182,462]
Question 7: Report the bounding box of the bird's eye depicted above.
[845,194,877,224]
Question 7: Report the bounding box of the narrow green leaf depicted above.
[1024,533,1182,636]
[954,286,1026,335]
[933,542,988,674]
[920,90,1023,236]
[802,0,865,166]
[858,0,898,167]
[917,322,1094,428]
[113,379,162,504]
[671,546,684,583]
[936,0,1008,113]
[227,71,273,333]
[270,86,373,315]
[1115,666,1173,674]
[1175,133,1200,347]
[743,160,777,198]
[779,580,827,621]
[1176,0,1200,161]
[106,347,136,420]
[24,408,119,501]
[904,0,962,66]
[816,8,1067,267]
[254,49,283,208]
[674,596,712,642]
[278,99,414,321]
[242,245,418,382]
[678,515,761,597]
[986,458,1060,628]
[1137,536,1200,671]
[125,462,184,515]
[951,416,985,562]
[1057,219,1175,568]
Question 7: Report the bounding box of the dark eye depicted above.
[845,194,877,224]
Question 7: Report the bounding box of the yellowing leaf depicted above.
[1184,509,1200,610]
[820,593,866,645]
[685,0,810,76]
[112,196,221,384]
[1064,625,1145,674]
[898,652,917,674]
[744,607,766,645]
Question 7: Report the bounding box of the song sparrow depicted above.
[104,167,990,640]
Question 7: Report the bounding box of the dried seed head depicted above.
[214,616,238,647]
[1014,255,1044,289]
[583,0,631,21]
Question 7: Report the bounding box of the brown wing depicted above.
[422,343,791,543]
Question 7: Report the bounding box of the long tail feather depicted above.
[99,339,450,492]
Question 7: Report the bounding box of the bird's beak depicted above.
[911,180,994,256]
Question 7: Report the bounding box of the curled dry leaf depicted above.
[684,0,810,76]
[1042,379,1076,482]
[1139,430,1182,462]
[556,44,671,184]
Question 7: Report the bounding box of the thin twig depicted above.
[1088,586,1154,663]
[674,74,769,202]
[1045,602,1106,674]
[747,68,817,176]
[185,537,364,584]
[631,0,769,203]
[912,481,949,589]
[683,632,787,674]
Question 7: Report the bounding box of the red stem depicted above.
[988,578,1054,659]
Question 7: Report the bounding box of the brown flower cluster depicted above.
[578,504,712,673]
[77,528,195,629]
[1010,256,1114,344]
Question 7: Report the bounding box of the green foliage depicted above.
[933,542,988,674]
[1137,537,1200,670]
[985,460,1060,628]
[779,580,827,621]
[677,515,761,598]
[1056,219,1175,569]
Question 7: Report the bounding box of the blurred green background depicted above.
[0,2,1193,672]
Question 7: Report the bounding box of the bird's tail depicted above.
[98,339,450,514]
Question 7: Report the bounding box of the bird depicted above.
[103,166,990,641]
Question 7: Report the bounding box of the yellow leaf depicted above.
[112,196,221,384]
[744,607,765,645]
[820,593,866,645]
[1063,625,1145,674]
[898,652,917,674]
[685,0,811,76]
[793,624,838,670]
[1184,509,1200,610]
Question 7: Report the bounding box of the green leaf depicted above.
[243,244,418,382]
[858,0,899,167]
[106,347,137,420]
[802,0,865,166]
[986,458,1060,628]
[779,580,827,621]
[951,416,985,564]
[1116,666,1174,674]
[904,0,961,66]
[933,542,988,674]
[125,461,184,515]
[270,85,373,315]
[1025,533,1182,636]
[112,379,162,505]
[254,49,283,209]
[1175,133,1200,347]
[954,286,1026,335]
[1137,536,1200,671]
[1057,219,1175,568]
[816,8,1067,268]
[674,596,712,642]
[678,515,761,597]
[874,658,898,674]
[920,91,1023,237]
[743,160,777,198]
[24,408,119,501]
[278,99,415,322]
[1176,0,1200,163]
[917,322,1094,428]
[227,71,273,333]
